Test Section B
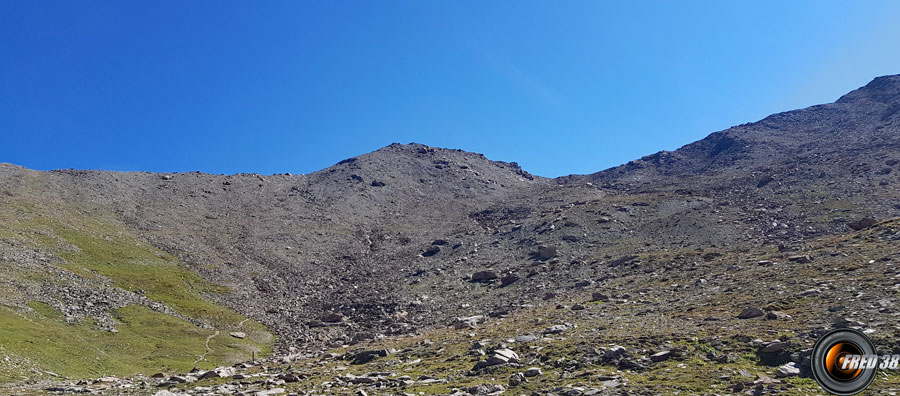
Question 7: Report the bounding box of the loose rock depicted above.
[737,307,765,319]
[524,367,543,377]
[470,271,498,282]
[775,362,800,378]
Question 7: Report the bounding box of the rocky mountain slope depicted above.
[1,75,900,395]
[567,75,900,237]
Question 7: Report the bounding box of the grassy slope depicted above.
[0,199,272,381]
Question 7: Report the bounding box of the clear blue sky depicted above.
[2,1,900,177]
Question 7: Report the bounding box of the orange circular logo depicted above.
[811,329,877,395]
[824,341,862,381]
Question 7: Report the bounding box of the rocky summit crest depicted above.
[837,74,900,104]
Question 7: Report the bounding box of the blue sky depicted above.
[2,1,900,177]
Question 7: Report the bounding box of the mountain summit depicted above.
[837,74,900,104]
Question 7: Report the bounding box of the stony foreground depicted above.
[7,219,900,395]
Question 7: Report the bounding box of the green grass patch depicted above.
[51,226,241,327]
[0,303,248,381]
[0,200,274,381]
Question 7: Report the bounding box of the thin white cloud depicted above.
[482,51,562,109]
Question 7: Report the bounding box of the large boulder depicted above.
[604,345,627,360]
[351,349,393,365]
[452,315,485,329]
[470,271,498,283]
[489,348,520,364]
[499,274,520,287]
[531,246,557,261]
[591,292,610,302]
[524,367,542,377]
[198,366,236,380]
[848,217,877,230]
[758,340,792,365]
[775,362,801,378]
[472,348,520,370]
[737,307,765,319]
[508,372,526,386]
[650,350,672,362]
[153,391,188,396]
[787,255,813,264]
[422,246,440,257]
[543,324,573,334]
[320,312,345,323]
